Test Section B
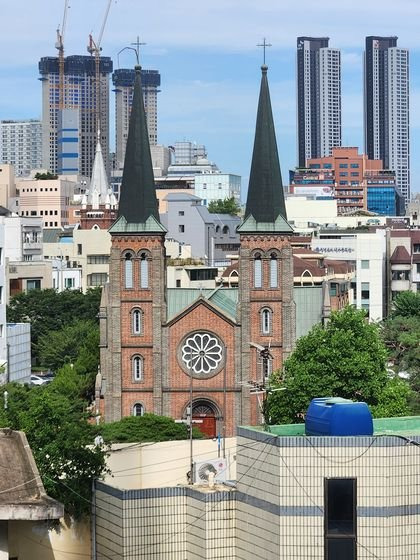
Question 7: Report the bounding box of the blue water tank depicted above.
[305,397,373,436]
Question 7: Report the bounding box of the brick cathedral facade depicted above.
[99,64,295,436]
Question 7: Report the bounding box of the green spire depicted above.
[239,65,292,234]
[113,65,164,233]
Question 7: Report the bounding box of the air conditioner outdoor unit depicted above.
[194,458,227,484]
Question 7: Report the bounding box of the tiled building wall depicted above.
[95,483,236,560]
[236,429,420,559]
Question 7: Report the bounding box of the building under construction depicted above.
[39,55,113,178]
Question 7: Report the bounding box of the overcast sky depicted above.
[1,0,420,198]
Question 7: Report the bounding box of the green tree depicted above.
[99,414,204,443]
[37,320,99,372]
[391,290,420,318]
[264,307,410,424]
[34,171,58,180]
[207,197,241,215]
[0,369,107,519]
[7,288,101,363]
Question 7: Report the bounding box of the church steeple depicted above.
[239,65,292,233]
[110,65,165,233]
[87,132,109,209]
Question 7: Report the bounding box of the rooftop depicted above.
[243,416,420,438]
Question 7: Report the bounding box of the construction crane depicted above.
[55,0,70,110]
[87,0,113,132]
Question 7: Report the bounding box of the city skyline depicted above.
[1,1,420,196]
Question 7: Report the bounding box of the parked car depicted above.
[30,374,52,386]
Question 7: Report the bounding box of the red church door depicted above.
[192,402,217,438]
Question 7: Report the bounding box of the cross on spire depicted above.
[257,38,272,65]
[131,36,146,65]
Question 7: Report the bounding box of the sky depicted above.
[1,0,420,199]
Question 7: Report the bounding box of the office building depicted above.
[297,37,341,167]
[0,120,42,177]
[298,146,401,215]
[173,141,206,164]
[39,55,113,177]
[194,173,241,205]
[364,36,410,205]
[112,68,160,170]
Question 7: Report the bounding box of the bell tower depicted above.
[100,65,167,421]
[238,64,295,425]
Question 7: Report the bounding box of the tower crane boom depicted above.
[55,0,70,110]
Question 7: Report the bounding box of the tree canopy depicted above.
[390,290,420,318]
[207,197,241,215]
[0,367,107,519]
[7,288,101,365]
[264,306,411,424]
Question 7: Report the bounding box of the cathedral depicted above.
[99,62,296,436]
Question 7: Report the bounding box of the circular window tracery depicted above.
[181,332,224,376]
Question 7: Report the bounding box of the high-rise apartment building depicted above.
[364,36,410,205]
[297,37,341,168]
[39,55,113,178]
[0,120,42,177]
[112,68,160,170]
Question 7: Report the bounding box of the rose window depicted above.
[181,333,223,375]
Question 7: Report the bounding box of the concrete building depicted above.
[39,55,113,177]
[0,218,5,384]
[297,37,341,167]
[312,229,386,321]
[16,176,77,229]
[194,173,241,206]
[302,147,401,215]
[94,415,420,559]
[389,229,420,297]
[3,215,43,262]
[364,37,410,205]
[173,141,206,164]
[7,260,52,301]
[6,323,31,383]
[99,64,295,435]
[0,164,17,210]
[112,68,161,170]
[0,120,42,177]
[161,192,240,263]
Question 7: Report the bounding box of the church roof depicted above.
[238,65,292,234]
[88,134,109,204]
[167,288,238,322]
[111,65,163,234]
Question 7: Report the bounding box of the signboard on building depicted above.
[293,186,334,198]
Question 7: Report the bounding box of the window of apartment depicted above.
[87,255,109,264]
[26,279,41,291]
[65,277,75,289]
[361,282,370,300]
[176,279,181,287]
[178,225,185,233]
[350,172,358,177]
[324,478,356,560]
[189,268,218,281]
[77,244,82,255]
[361,260,369,269]
[178,211,184,216]
[392,270,410,281]
[413,243,420,253]
[339,172,348,177]
[339,163,348,168]
[88,273,108,287]
[416,263,420,274]
[350,164,359,168]
[323,163,332,169]
[329,283,337,296]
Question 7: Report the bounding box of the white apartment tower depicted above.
[0,120,42,177]
[112,68,160,170]
[364,37,410,205]
[39,55,113,178]
[297,37,341,168]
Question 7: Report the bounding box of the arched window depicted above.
[270,253,278,288]
[124,253,133,289]
[254,253,262,288]
[261,308,272,335]
[139,252,149,289]
[132,355,143,381]
[222,225,229,235]
[132,309,142,335]
[133,403,144,417]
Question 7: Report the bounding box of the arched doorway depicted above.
[192,399,219,438]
